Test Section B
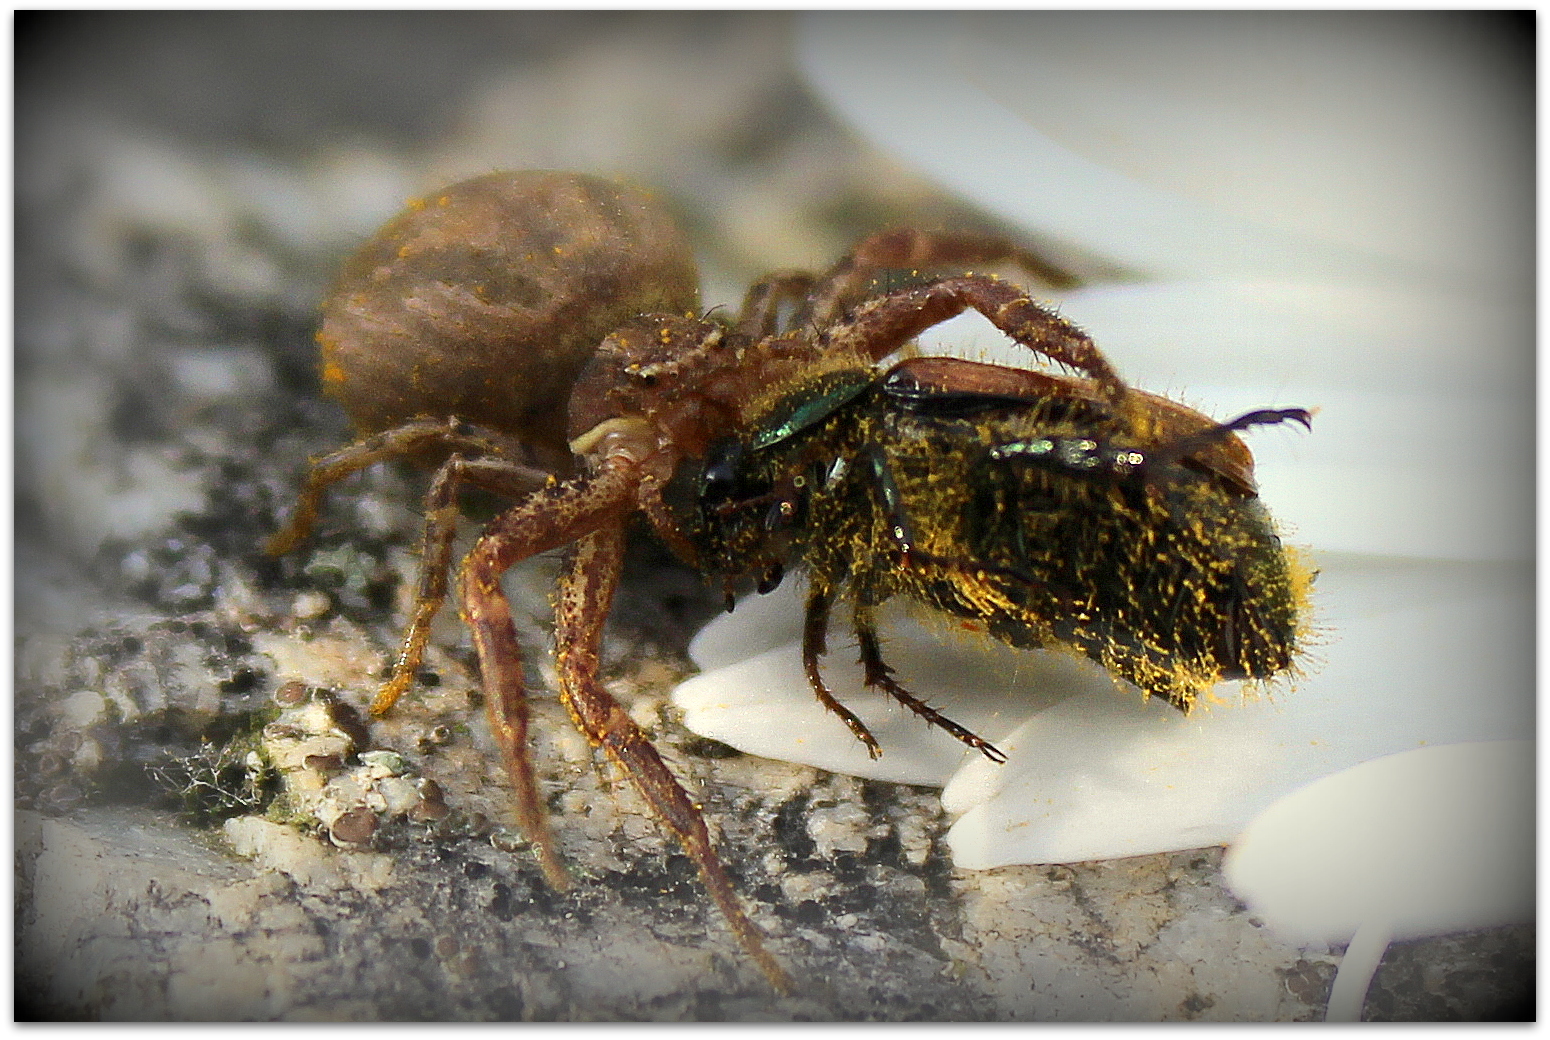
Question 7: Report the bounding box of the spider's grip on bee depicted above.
[268,170,1312,994]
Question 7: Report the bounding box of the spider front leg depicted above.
[805,228,1080,329]
[459,456,793,992]
[458,459,640,891]
[554,522,794,994]
[824,275,1128,404]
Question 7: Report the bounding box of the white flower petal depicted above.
[943,557,1531,867]
[1221,739,1535,945]
[686,573,807,672]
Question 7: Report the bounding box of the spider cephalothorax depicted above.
[270,170,1310,992]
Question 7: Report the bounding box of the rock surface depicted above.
[15,12,1533,1021]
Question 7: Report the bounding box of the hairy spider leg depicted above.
[554,522,795,995]
[823,276,1128,405]
[804,228,1080,329]
[457,461,644,892]
[372,455,558,717]
[265,417,549,556]
[736,271,817,340]
[460,457,793,993]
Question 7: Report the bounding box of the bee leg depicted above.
[802,586,884,759]
[265,416,548,556]
[554,522,794,994]
[805,229,1079,328]
[373,455,555,718]
[853,610,1008,764]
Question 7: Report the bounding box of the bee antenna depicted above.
[1150,407,1312,471]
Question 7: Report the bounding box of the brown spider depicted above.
[269,171,1307,993]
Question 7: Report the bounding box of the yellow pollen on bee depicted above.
[321,361,345,385]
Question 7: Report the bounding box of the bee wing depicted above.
[887,356,1259,495]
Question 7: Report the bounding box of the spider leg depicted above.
[823,275,1128,404]
[736,271,817,339]
[372,455,558,718]
[853,607,1006,764]
[635,473,704,569]
[458,460,640,892]
[553,521,794,994]
[802,585,883,759]
[805,228,1079,328]
[265,416,549,556]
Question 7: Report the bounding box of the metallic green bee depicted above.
[675,353,1313,762]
